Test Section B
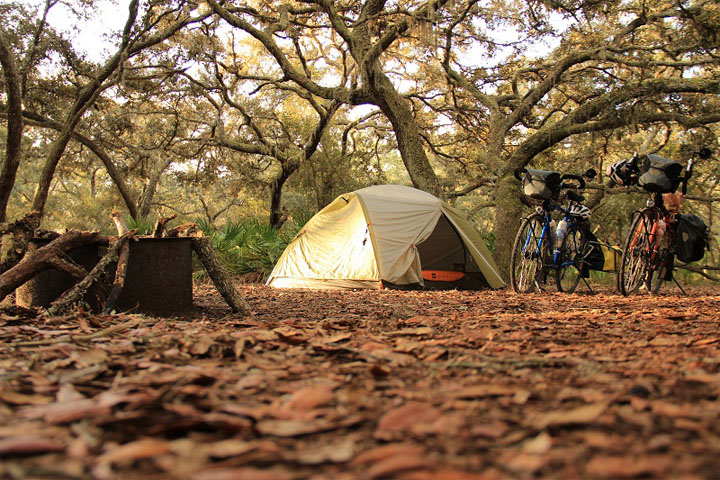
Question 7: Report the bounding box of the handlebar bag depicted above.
[522,169,561,200]
[637,154,683,193]
[607,158,639,186]
[674,214,709,263]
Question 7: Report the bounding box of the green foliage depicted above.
[195,216,310,281]
[479,230,496,254]
[126,217,155,236]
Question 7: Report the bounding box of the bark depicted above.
[0,29,24,223]
[0,231,105,302]
[30,2,212,218]
[21,111,139,219]
[371,71,442,196]
[48,232,133,316]
[166,223,198,238]
[102,213,131,314]
[153,215,177,238]
[492,177,526,280]
[0,211,42,275]
[209,0,447,198]
[191,235,252,315]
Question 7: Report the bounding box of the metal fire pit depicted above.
[16,237,193,316]
[115,237,193,315]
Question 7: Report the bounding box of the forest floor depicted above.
[1,282,720,480]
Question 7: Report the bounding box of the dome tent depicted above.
[266,185,505,290]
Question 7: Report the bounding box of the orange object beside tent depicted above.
[422,270,465,282]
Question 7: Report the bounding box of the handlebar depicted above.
[560,173,586,190]
[682,148,711,195]
[514,168,588,190]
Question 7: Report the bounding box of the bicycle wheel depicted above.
[555,226,584,293]
[510,214,548,293]
[619,210,654,296]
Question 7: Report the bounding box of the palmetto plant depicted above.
[196,216,308,281]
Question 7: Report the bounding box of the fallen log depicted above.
[191,233,252,315]
[0,231,106,302]
[47,231,135,316]
[166,222,197,238]
[101,213,132,314]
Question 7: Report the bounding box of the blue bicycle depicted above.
[510,168,596,293]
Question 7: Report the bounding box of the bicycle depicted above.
[611,148,712,296]
[510,168,596,294]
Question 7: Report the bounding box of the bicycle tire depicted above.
[555,226,584,293]
[619,210,654,296]
[510,214,548,293]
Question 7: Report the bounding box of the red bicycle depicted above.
[610,148,712,295]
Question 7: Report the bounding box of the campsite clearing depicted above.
[1,284,719,479]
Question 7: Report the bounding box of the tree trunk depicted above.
[0,30,24,223]
[492,176,526,281]
[269,177,287,228]
[371,70,442,197]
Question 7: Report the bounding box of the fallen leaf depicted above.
[533,402,608,429]
[188,334,216,355]
[0,390,52,406]
[0,435,65,455]
[376,402,442,439]
[365,454,433,480]
[353,443,426,465]
[450,384,527,399]
[98,438,171,464]
[191,467,291,480]
[281,383,335,411]
[586,454,674,477]
[70,348,109,367]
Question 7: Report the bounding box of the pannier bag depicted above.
[637,154,684,193]
[607,157,639,187]
[582,231,622,276]
[583,231,605,272]
[674,214,709,263]
[522,169,562,200]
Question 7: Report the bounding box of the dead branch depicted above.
[676,263,720,282]
[191,233,252,315]
[47,231,136,316]
[0,231,106,302]
[102,212,133,314]
[153,214,177,238]
[166,222,198,238]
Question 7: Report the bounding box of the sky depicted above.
[18,0,131,62]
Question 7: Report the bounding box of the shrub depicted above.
[195,216,309,281]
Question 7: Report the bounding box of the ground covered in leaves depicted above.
[1,283,720,479]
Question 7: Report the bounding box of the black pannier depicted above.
[637,154,684,193]
[522,169,562,201]
[607,157,639,187]
[674,214,709,263]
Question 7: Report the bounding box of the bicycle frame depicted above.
[627,193,672,263]
[520,202,580,271]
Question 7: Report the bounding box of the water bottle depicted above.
[555,219,568,248]
[654,219,666,247]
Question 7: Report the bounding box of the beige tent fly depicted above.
[266,185,505,290]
